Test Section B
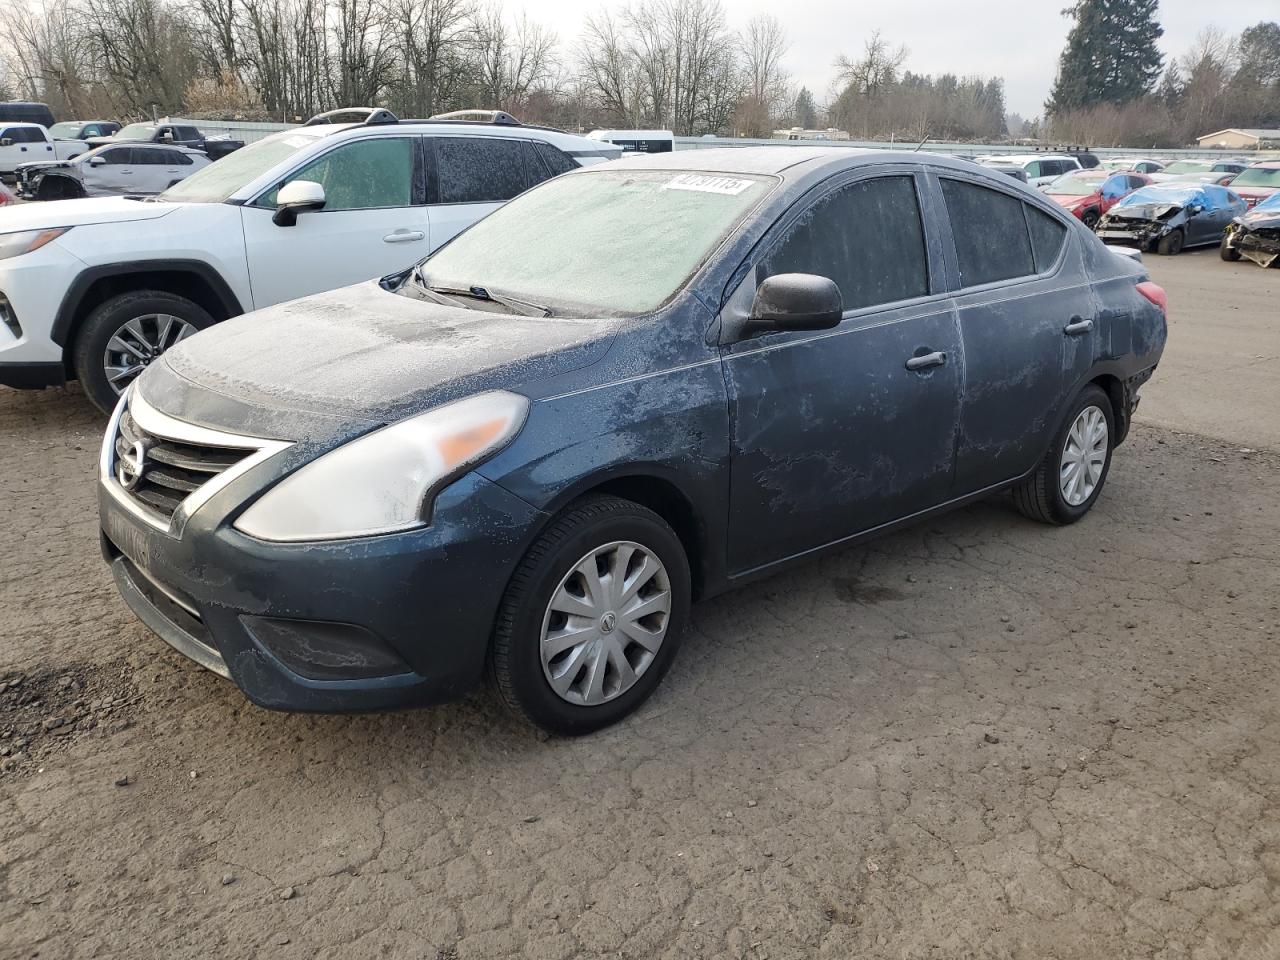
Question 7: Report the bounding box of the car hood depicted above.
[1234,186,1279,201]
[139,281,621,442]
[1050,194,1095,207]
[0,195,176,229]
[1106,203,1181,221]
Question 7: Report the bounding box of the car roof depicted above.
[1248,160,1280,169]
[0,122,45,129]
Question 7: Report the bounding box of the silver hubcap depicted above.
[1060,405,1109,506]
[103,313,196,394]
[540,540,671,706]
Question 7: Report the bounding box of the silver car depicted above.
[15,143,210,200]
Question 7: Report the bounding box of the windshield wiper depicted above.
[410,268,551,317]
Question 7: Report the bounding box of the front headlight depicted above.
[0,228,71,261]
[234,390,529,542]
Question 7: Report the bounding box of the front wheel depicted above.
[1081,208,1100,230]
[1157,229,1184,256]
[71,290,214,414]
[1012,385,1114,525]
[1220,233,1242,262]
[490,495,691,735]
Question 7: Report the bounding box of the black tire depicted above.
[71,290,215,414]
[1081,208,1100,230]
[35,176,84,201]
[490,495,691,736]
[1219,233,1242,262]
[1012,384,1115,526]
[1157,229,1184,256]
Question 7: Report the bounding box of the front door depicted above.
[85,147,138,196]
[240,135,429,308]
[937,175,1097,493]
[722,171,963,574]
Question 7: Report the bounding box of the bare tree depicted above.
[384,0,472,117]
[835,31,907,97]
[472,6,555,112]
[737,13,788,136]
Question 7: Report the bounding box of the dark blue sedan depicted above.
[99,148,1167,734]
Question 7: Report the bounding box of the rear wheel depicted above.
[1220,233,1242,262]
[490,495,690,735]
[1013,384,1114,525]
[71,290,214,414]
[1081,208,1100,230]
[1157,229,1184,256]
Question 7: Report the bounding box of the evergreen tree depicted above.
[1047,0,1164,114]
[1157,62,1184,107]
[793,87,818,129]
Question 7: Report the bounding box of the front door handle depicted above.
[384,230,425,244]
[1064,318,1094,335]
[906,351,947,371]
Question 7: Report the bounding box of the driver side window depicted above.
[257,138,414,211]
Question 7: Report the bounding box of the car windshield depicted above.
[1048,176,1099,196]
[1231,167,1280,187]
[160,132,321,203]
[412,169,775,317]
[116,123,157,141]
[48,122,82,138]
[1163,161,1210,174]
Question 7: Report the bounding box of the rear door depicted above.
[240,135,429,308]
[935,173,1094,493]
[721,168,964,573]
[425,135,544,248]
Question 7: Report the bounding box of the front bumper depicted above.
[99,452,547,713]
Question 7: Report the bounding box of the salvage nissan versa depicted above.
[99,148,1167,734]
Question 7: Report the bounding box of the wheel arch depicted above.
[54,260,244,371]
[535,468,717,600]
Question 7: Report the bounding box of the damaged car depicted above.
[1045,170,1150,228]
[98,149,1167,734]
[1220,193,1280,267]
[15,143,210,200]
[1095,183,1246,255]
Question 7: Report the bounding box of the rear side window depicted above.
[762,175,930,312]
[532,140,578,177]
[941,179,1035,286]
[435,137,530,204]
[1026,205,1068,272]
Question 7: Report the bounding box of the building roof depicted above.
[1198,128,1280,141]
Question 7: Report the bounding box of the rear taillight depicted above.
[1137,281,1167,315]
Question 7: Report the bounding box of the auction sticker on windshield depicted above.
[663,174,756,195]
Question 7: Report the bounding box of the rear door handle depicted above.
[384,230,425,243]
[1064,318,1094,335]
[906,351,947,371]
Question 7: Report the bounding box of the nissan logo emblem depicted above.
[117,440,151,491]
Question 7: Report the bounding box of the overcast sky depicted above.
[526,0,1279,118]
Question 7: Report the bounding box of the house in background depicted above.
[1196,128,1280,150]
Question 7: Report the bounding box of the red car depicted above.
[0,181,15,206]
[1228,161,1280,209]
[1046,170,1152,228]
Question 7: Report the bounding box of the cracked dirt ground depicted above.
[2,252,1279,959]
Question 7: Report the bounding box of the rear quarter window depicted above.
[532,140,578,177]
[1026,205,1068,272]
[941,178,1037,287]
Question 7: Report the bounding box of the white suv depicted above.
[976,154,1083,188]
[0,109,620,411]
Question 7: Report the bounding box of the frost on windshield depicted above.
[420,170,772,316]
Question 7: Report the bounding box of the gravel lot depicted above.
[2,250,1279,959]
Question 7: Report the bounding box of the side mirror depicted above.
[1188,204,1204,216]
[88,155,106,166]
[744,274,842,337]
[273,180,326,227]
[0,139,12,148]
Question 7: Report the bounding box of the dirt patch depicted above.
[0,660,138,777]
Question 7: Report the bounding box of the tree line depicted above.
[1045,1,1280,147]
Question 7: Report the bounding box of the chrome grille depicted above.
[115,409,251,521]
[102,389,291,536]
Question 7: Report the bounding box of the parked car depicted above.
[0,122,57,178]
[97,148,1167,733]
[1045,170,1151,228]
[0,101,55,128]
[1226,161,1280,209]
[980,162,1030,183]
[87,121,244,161]
[1095,183,1247,255]
[1164,171,1239,188]
[0,109,622,409]
[1147,159,1245,183]
[975,154,1083,188]
[47,120,122,160]
[1220,192,1280,267]
[15,143,211,200]
[1101,157,1166,175]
